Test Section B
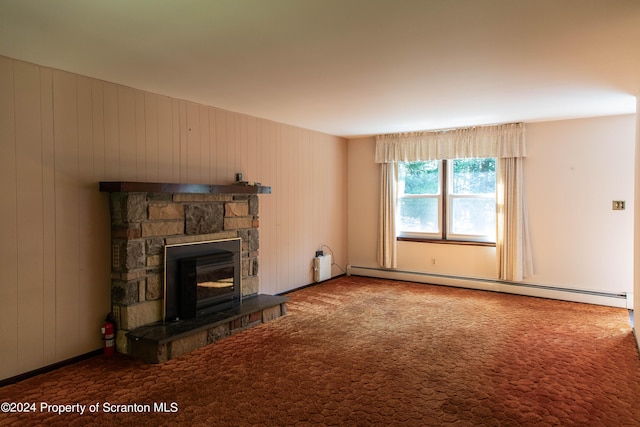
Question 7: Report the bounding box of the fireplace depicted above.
[164,238,241,323]
[100,181,288,361]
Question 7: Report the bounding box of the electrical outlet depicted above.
[431,257,436,265]
[612,200,625,210]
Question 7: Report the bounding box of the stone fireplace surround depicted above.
[100,182,288,362]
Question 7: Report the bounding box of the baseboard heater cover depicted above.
[347,265,630,309]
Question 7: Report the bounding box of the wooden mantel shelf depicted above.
[99,181,271,194]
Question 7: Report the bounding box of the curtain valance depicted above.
[375,123,526,163]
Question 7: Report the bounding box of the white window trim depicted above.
[397,159,497,243]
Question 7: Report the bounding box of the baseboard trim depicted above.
[278,274,347,296]
[347,265,629,308]
[0,349,103,388]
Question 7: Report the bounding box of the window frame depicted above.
[396,160,443,240]
[396,158,497,245]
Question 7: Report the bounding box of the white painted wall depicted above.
[634,95,640,349]
[347,137,379,267]
[348,115,635,299]
[525,115,635,293]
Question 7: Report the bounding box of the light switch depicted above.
[612,200,625,210]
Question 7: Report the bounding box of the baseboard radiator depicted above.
[347,265,631,309]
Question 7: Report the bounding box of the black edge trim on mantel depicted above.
[99,181,271,194]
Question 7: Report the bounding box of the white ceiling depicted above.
[1,0,639,137]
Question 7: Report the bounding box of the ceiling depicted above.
[1,0,639,137]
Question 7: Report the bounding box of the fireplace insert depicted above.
[164,238,241,323]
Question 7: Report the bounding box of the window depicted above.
[397,158,496,243]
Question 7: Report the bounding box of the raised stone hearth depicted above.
[100,181,285,361]
[128,294,288,363]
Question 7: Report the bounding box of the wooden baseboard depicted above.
[0,349,103,388]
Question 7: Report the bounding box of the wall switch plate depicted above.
[612,200,625,210]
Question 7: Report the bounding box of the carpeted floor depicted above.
[1,276,640,426]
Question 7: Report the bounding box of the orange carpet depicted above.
[1,276,639,426]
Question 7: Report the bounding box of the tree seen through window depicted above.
[397,158,496,242]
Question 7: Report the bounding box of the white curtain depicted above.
[375,123,526,162]
[378,162,398,268]
[375,123,533,281]
[496,158,533,281]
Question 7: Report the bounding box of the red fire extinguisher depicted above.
[102,320,115,356]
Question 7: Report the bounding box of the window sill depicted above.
[397,237,496,247]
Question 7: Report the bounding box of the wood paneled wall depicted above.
[0,56,347,381]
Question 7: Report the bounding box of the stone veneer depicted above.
[108,191,260,354]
